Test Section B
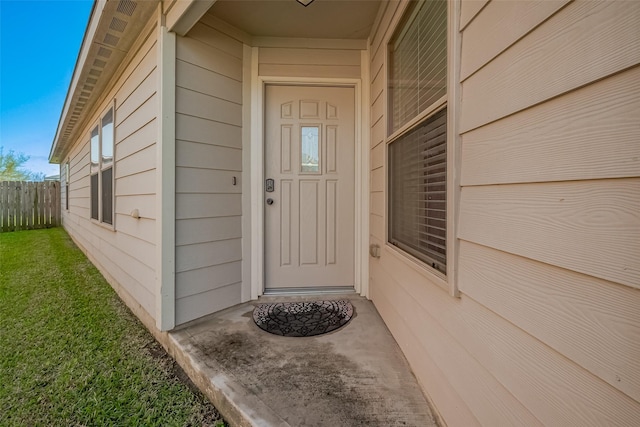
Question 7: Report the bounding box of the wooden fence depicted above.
[0,181,60,232]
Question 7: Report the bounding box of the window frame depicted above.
[89,103,115,228]
[384,0,458,295]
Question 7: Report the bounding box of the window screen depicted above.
[90,173,99,220]
[387,0,448,273]
[389,108,447,271]
[389,0,447,134]
[102,167,113,225]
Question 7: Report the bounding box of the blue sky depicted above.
[1,0,93,177]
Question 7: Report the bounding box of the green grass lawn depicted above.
[0,228,225,426]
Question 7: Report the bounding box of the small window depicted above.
[389,0,447,134]
[89,106,115,225]
[65,162,70,211]
[388,0,448,273]
[389,108,447,271]
[101,109,114,225]
[90,126,99,220]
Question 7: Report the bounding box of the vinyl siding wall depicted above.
[258,45,362,79]
[368,0,640,425]
[62,16,160,321]
[174,13,244,326]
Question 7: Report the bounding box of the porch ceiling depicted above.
[208,0,382,39]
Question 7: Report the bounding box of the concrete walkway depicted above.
[169,296,438,427]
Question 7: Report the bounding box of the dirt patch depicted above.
[194,330,400,426]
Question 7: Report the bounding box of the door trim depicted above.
[248,70,369,299]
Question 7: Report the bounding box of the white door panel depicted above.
[265,85,355,289]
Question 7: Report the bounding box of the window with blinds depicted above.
[389,0,447,134]
[89,106,115,225]
[389,108,446,271]
[388,0,448,273]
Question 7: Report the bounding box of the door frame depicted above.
[246,51,370,299]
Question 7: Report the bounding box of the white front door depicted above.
[264,85,355,291]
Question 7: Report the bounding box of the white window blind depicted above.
[388,0,448,273]
[389,108,447,271]
[389,0,447,133]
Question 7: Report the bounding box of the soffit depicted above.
[50,0,159,163]
[208,0,382,39]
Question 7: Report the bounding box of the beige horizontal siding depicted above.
[175,283,242,326]
[174,20,244,325]
[460,0,640,132]
[176,141,241,171]
[175,216,241,246]
[368,0,640,425]
[175,193,241,220]
[458,179,640,289]
[258,46,361,78]
[176,60,242,104]
[371,259,542,426]
[461,0,569,80]
[460,0,488,30]
[61,16,159,322]
[178,36,242,81]
[459,240,640,402]
[461,65,640,186]
[175,261,242,299]
[175,113,241,148]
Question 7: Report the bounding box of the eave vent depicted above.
[97,47,112,58]
[110,17,127,33]
[103,33,120,47]
[117,0,137,17]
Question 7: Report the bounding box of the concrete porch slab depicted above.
[168,296,438,426]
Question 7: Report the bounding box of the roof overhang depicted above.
[50,0,159,164]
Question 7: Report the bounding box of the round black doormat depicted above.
[252,300,354,337]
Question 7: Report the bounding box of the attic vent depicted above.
[110,17,127,32]
[97,47,112,58]
[117,0,137,16]
[89,69,102,77]
[93,59,106,68]
[86,78,97,84]
[103,33,120,47]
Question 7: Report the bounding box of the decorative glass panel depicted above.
[101,109,113,166]
[300,126,320,173]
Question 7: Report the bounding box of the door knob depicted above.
[266,198,274,205]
